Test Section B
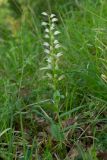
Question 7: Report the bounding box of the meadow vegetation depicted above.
[0,0,107,159]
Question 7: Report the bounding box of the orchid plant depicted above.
[41,12,64,112]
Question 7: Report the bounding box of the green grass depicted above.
[0,0,107,159]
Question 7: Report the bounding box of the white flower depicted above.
[56,52,63,57]
[47,73,52,79]
[40,64,52,70]
[42,12,48,16]
[44,34,49,38]
[50,25,55,30]
[54,31,60,35]
[46,57,52,63]
[51,23,55,27]
[45,28,49,33]
[52,18,58,22]
[41,22,48,26]
[58,75,65,81]
[43,42,49,47]
[54,40,59,44]
[47,64,52,69]
[50,23,55,30]
[44,49,50,54]
[50,14,56,18]
[55,44,61,49]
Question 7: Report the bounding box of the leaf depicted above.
[0,128,11,138]
[25,148,32,160]
[60,105,86,118]
[53,90,60,104]
[50,123,64,141]
[43,149,53,160]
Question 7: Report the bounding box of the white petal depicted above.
[46,58,52,63]
[56,52,63,57]
[55,44,61,49]
[44,34,49,38]
[40,64,52,70]
[52,18,58,22]
[44,49,50,54]
[50,25,55,30]
[45,28,49,33]
[58,75,65,81]
[47,64,52,69]
[54,40,59,44]
[50,14,56,18]
[43,42,49,47]
[51,23,55,27]
[54,31,60,35]
[41,22,48,26]
[47,73,52,79]
[42,12,48,16]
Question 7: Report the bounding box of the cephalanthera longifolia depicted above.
[41,12,64,111]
